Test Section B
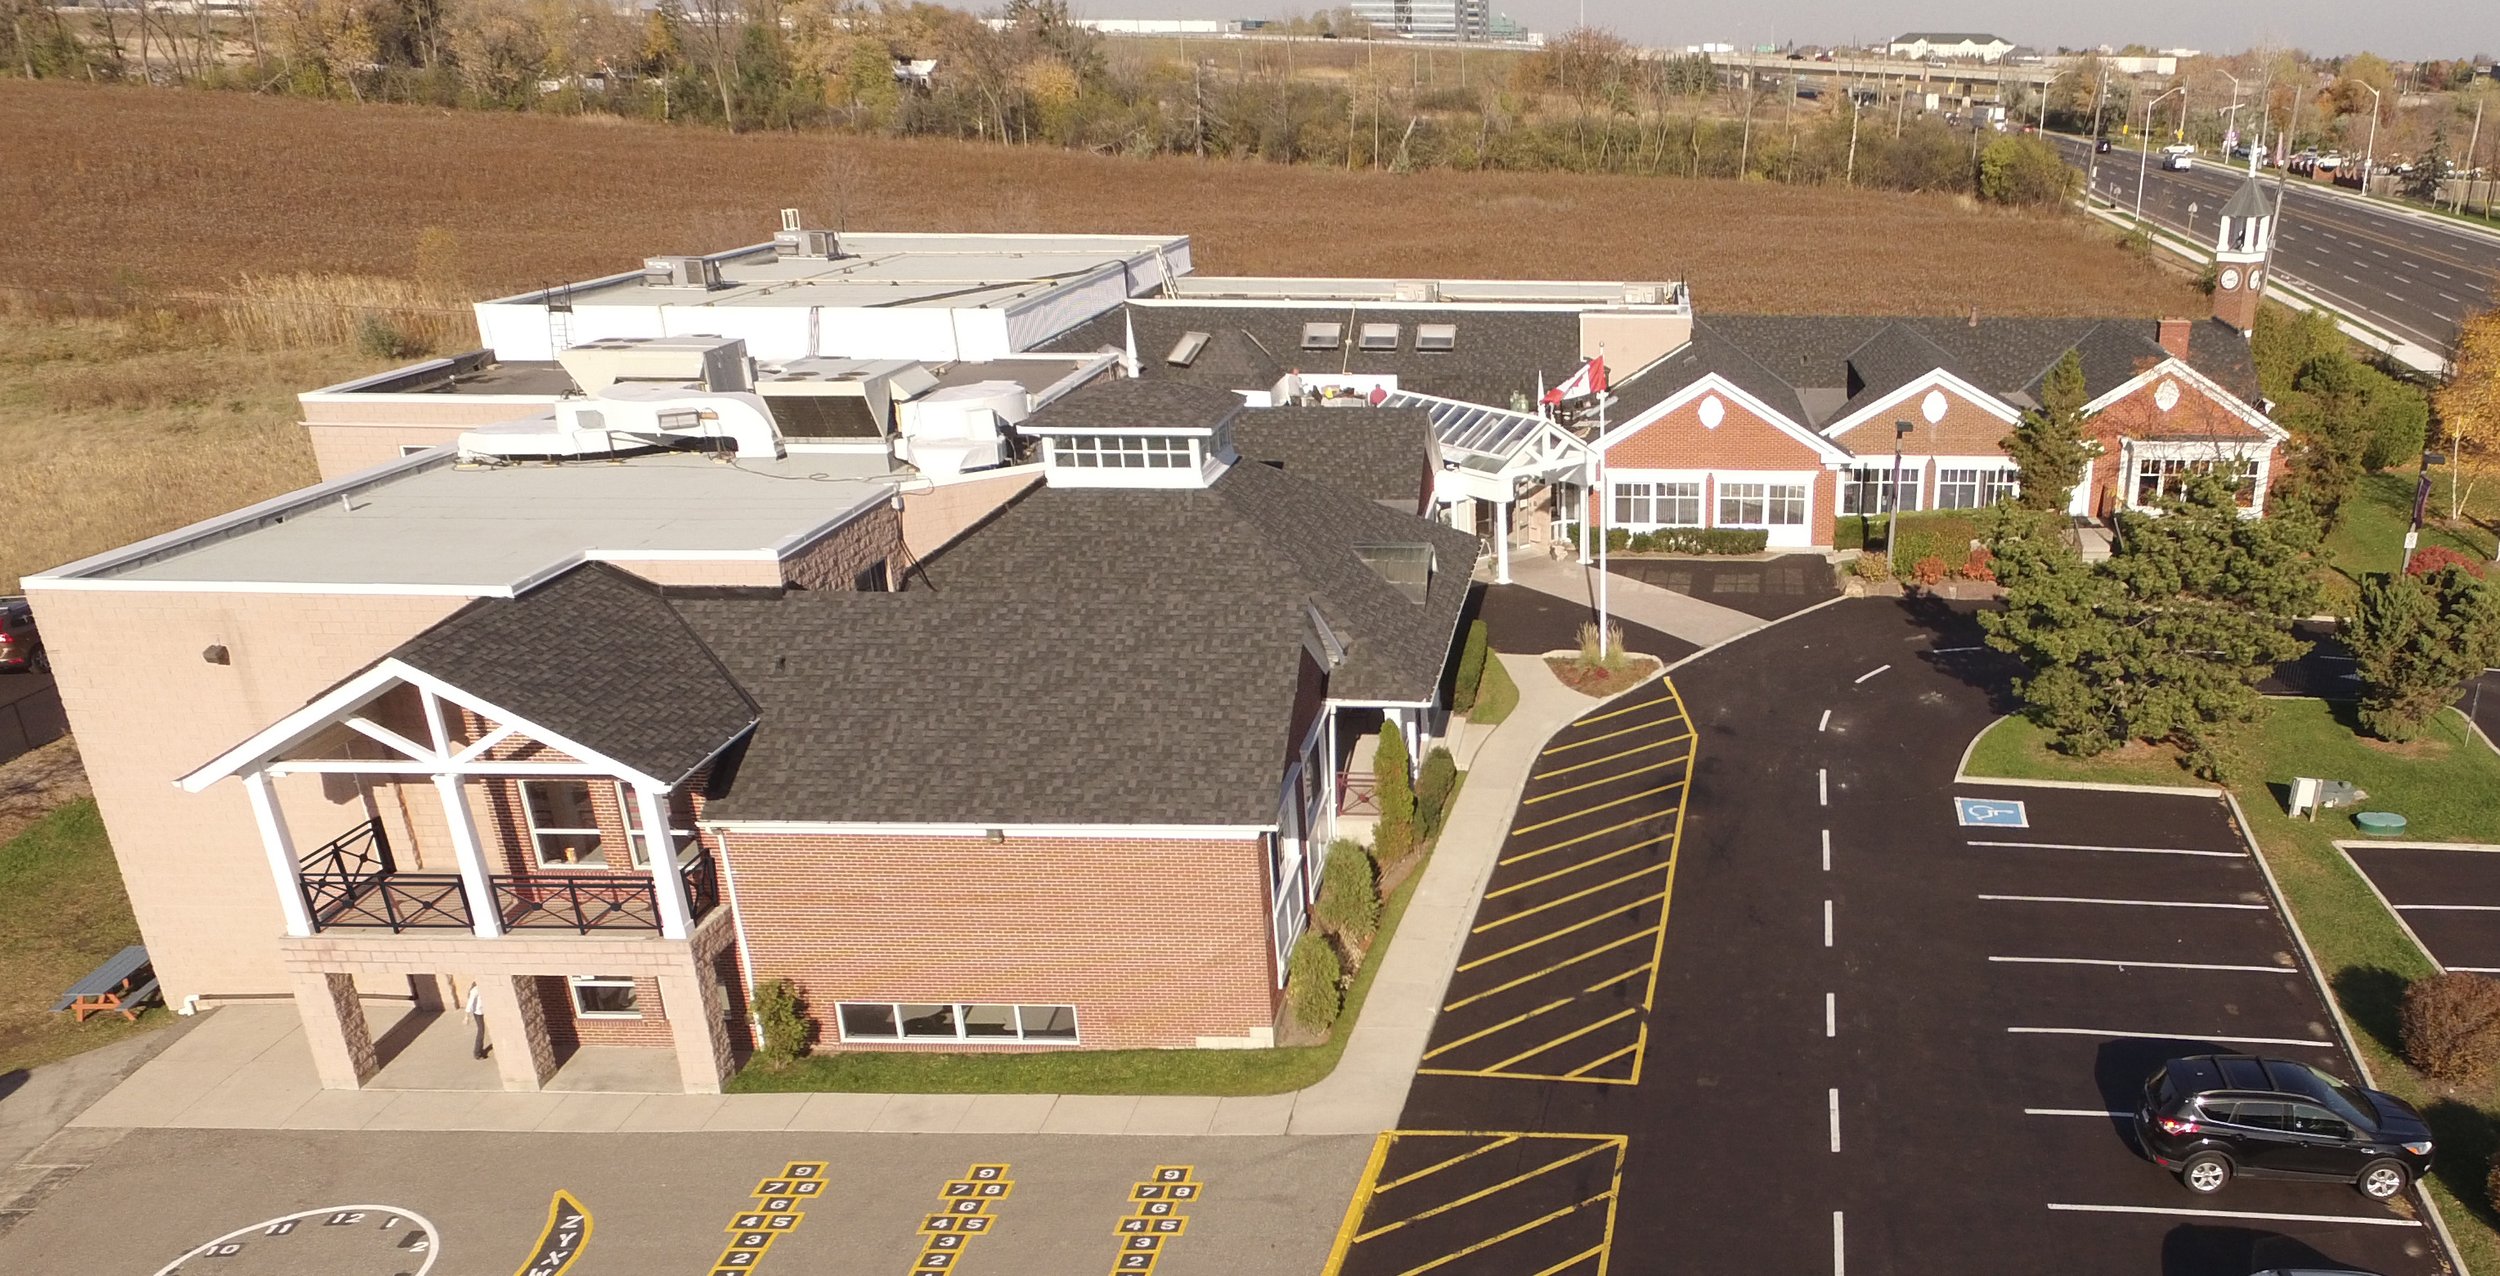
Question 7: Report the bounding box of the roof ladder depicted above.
[545,281,575,355]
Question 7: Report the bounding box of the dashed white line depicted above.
[2008,1026,2335,1048]
[2046,1203,2418,1227]
[1931,645,1984,653]
[1978,894,2266,910]
[1965,839,2241,859]
[2396,903,2500,912]
[1832,1212,1844,1276]
[1821,828,1831,872]
[1824,899,1834,947]
[1818,708,1831,732]
[1826,992,1836,1038]
[1818,769,1828,805]
[1828,1088,1842,1151]
[2026,1108,2130,1117]
[1990,956,2291,973]
[1854,664,1890,684]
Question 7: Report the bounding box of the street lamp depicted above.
[2136,85,2186,225]
[2359,81,2383,197]
[1888,419,1914,563]
[2402,451,2448,572]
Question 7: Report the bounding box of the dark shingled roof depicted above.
[1041,304,1583,410]
[926,459,1475,704]
[389,565,757,784]
[1232,406,1434,509]
[1604,320,1814,423]
[2221,176,2274,220]
[1836,323,1981,417]
[1022,378,1244,433]
[675,591,1304,827]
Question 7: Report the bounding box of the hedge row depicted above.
[1600,527,1771,555]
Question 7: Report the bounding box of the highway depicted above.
[2051,134,2500,357]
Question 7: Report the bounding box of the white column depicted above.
[433,775,504,938]
[243,769,315,938]
[1495,497,1513,585]
[637,784,692,941]
[1323,708,1341,844]
[1579,483,1594,565]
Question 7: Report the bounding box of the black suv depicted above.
[0,599,42,674]
[2137,1055,2432,1199]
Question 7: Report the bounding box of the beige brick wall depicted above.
[27,587,467,1003]
[593,558,784,589]
[309,425,471,480]
[781,503,903,591]
[898,469,1042,561]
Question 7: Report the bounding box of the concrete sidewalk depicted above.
[1507,553,1763,648]
[62,653,1593,1139]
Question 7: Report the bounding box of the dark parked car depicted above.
[0,599,43,673]
[2096,136,2113,153]
[2137,1055,2432,1199]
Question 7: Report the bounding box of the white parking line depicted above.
[2397,903,2500,912]
[2025,1108,2129,1117]
[2046,1203,2418,1227]
[1821,828,1831,872]
[1828,1088,1841,1151]
[2454,966,2500,973]
[2008,1027,2335,1048]
[1824,900,1834,947]
[1991,956,2291,973]
[1931,645,1985,653]
[1978,894,2266,910]
[1967,839,2240,859]
[1831,1212,1844,1276]
[1819,769,1828,805]
[1854,664,1890,684]
[1826,992,1836,1038]
[1818,708,1831,732]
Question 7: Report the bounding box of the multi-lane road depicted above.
[2051,134,2500,358]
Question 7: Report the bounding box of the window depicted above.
[522,780,605,868]
[614,783,695,870]
[1934,468,2014,509]
[1166,330,1211,366]
[1051,434,1193,469]
[398,444,434,457]
[2226,1100,2290,1131]
[853,562,890,592]
[568,974,640,1018]
[1765,483,1807,525]
[2287,1104,2350,1139]
[1358,322,1401,351]
[2134,456,2260,508]
[1718,482,1807,527]
[1301,322,1342,350]
[1613,482,1701,527]
[1841,465,1920,515]
[835,1001,1080,1044]
[1415,323,1457,352]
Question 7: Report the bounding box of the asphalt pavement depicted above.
[2055,136,2500,355]
[0,671,64,767]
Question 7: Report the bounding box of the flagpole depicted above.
[1595,393,1610,662]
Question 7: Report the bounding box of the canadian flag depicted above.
[1543,356,1607,405]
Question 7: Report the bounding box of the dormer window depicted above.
[1050,434,1192,469]
[1302,322,1343,351]
[1167,331,1211,366]
[1415,323,1457,352]
[1359,323,1401,351]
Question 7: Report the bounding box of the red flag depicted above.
[1544,357,1603,404]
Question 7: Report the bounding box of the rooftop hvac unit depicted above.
[643,256,724,289]
[773,228,841,259]
[1621,283,1665,305]
[895,381,1027,480]
[1392,280,1441,302]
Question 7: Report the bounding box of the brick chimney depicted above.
[2157,317,2193,360]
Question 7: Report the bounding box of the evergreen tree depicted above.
[2002,350,2097,512]
[1373,718,1416,863]
[2347,565,2500,741]
[2277,355,2377,528]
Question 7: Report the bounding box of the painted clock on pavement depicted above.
[154,1205,438,1276]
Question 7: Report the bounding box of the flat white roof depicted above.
[1166,277,1691,308]
[533,233,1190,312]
[42,452,897,595]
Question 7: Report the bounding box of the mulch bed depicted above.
[1545,656,1663,698]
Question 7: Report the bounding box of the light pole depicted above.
[2136,85,2185,225]
[2402,451,2447,572]
[1887,420,1913,564]
[2359,81,2383,197]
[2216,69,2246,165]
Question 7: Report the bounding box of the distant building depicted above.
[1347,0,1489,42]
[1069,18,1238,35]
[1887,31,2016,63]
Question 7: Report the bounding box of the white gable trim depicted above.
[1821,368,2022,440]
[2085,357,2287,442]
[1598,372,1853,465]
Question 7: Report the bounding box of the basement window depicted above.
[568,975,641,1019]
[1359,323,1401,351]
[1167,330,1212,366]
[1301,322,1343,351]
[1415,323,1457,352]
[837,1001,1080,1044]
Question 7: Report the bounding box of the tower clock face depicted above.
[2247,269,2263,290]
[155,1206,439,1276]
[2219,268,2242,291]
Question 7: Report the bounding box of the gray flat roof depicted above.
[87,453,897,593]
[551,234,1187,312]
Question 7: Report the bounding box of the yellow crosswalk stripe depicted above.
[1474,863,1674,934]
[1531,734,1693,780]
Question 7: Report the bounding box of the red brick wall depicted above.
[2083,375,2277,518]
[1827,389,2018,459]
[718,831,1281,1050]
[1609,393,1825,471]
[533,974,673,1051]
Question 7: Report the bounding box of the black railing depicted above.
[301,818,394,879]
[684,847,722,923]
[300,821,478,932]
[493,873,663,934]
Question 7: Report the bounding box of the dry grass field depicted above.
[0,80,2198,316]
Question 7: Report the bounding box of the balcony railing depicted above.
[298,820,722,936]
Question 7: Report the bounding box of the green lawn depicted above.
[0,798,161,1074]
[2320,472,2494,613]
[1471,657,1520,727]
[726,843,1434,1096]
[1965,703,2500,1267]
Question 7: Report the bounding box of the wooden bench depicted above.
[52,945,158,1023]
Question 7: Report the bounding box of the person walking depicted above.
[466,980,491,1060]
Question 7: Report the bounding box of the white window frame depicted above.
[567,974,641,1019]
[615,782,696,871]
[1931,458,2020,510]
[520,779,606,869]
[832,1000,1082,1045]
[2125,441,2266,513]
[1840,460,1925,515]
[1607,471,1708,530]
[1717,480,1808,528]
[1046,434,1195,470]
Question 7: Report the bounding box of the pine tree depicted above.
[2347,565,2500,741]
[1373,718,1416,863]
[2002,350,2096,512]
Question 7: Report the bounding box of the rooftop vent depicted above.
[1392,280,1441,302]
[1301,322,1343,351]
[1416,323,1457,352]
[1355,544,1435,604]
[1168,331,1212,366]
[772,210,840,259]
[1621,283,1667,305]
[643,256,725,290]
[1359,323,1401,352]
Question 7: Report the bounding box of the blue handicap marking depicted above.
[1955,797,2029,828]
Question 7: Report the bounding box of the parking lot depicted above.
[2346,844,2500,974]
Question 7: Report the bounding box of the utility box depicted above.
[2288,777,2363,819]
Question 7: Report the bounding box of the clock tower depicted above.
[2211,175,2274,333]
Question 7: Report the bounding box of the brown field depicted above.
[0,80,2198,316]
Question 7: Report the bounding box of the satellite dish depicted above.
[1921,389,1948,424]
[1699,395,1725,429]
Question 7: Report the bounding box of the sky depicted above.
[1071,1,2495,62]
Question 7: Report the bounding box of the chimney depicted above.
[1967,306,1979,329]
[2157,317,2192,360]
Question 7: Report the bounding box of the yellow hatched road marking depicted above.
[1416,1067,1640,1085]
[1441,926,1658,1012]
[1565,1040,1642,1079]
[1526,1243,1609,1276]
[1531,734,1693,780]
[1456,893,1668,972]
[1486,842,1648,900]
[1420,998,1574,1061]
[1474,862,1674,934]
[1511,781,1686,836]
[1524,757,1684,805]
[1540,716,1683,757]
[1321,1132,1394,1276]
[1581,966,1647,996]
[1501,823,1677,870]
[1477,1007,1639,1072]
[1351,1141,1616,1243]
[1389,1191,1616,1276]
[1641,721,1696,1014]
[1559,692,1680,730]
[1373,1135,1522,1193]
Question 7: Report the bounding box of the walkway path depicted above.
[62,654,1595,1140]
[1506,554,1764,650]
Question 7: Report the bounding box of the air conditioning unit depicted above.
[1392,280,1441,302]
[772,228,841,259]
[642,256,723,289]
[1621,283,1665,305]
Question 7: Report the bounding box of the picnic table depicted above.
[51,945,157,1022]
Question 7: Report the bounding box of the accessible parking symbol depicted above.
[1954,797,2029,828]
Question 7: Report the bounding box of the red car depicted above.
[0,598,46,673]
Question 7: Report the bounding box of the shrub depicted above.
[1452,620,1490,713]
[751,978,816,1067]
[1911,554,1950,587]
[1374,719,1417,864]
[1887,514,1980,580]
[1961,546,1996,582]
[2407,545,2488,580]
[2488,1155,2500,1223]
[1418,746,1458,837]
[1285,931,1343,1031]
[1314,840,1380,950]
[1576,620,1629,672]
[1603,527,1768,555]
[1852,550,1890,580]
[2400,971,2500,1084]
[2348,565,2500,741]
[356,313,421,360]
